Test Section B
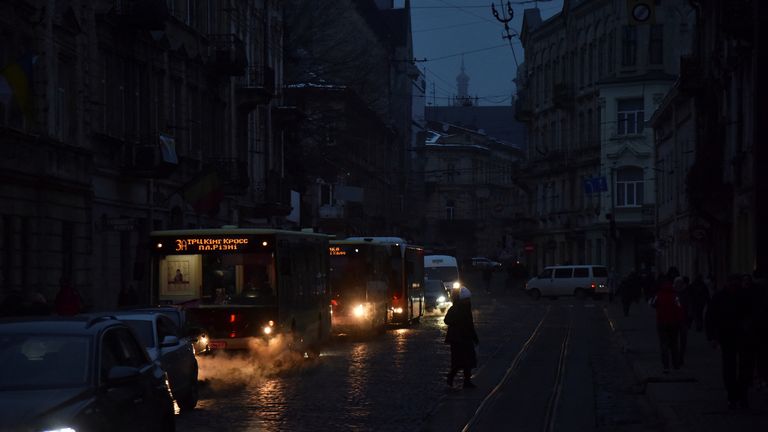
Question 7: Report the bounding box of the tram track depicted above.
[461,305,574,432]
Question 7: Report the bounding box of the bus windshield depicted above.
[425,267,459,282]
[159,251,277,306]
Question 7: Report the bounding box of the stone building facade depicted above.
[0,0,284,309]
[516,0,693,276]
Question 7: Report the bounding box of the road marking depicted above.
[461,305,552,432]
[543,319,572,432]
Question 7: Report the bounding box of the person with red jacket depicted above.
[54,276,82,316]
[649,275,684,373]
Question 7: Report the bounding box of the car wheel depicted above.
[176,379,199,412]
[529,289,541,300]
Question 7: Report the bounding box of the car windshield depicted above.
[424,267,458,282]
[0,334,90,390]
[122,319,156,348]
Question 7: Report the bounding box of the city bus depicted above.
[149,228,331,354]
[344,237,425,326]
[328,239,390,334]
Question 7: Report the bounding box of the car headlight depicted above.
[353,304,366,318]
[263,326,273,335]
[437,296,446,303]
[392,307,403,314]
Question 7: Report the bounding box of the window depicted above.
[649,25,664,65]
[446,200,455,220]
[574,268,589,277]
[446,163,455,183]
[617,98,644,135]
[538,269,553,279]
[554,268,573,278]
[616,167,644,207]
[621,26,637,66]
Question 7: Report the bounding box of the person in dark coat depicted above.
[689,274,710,332]
[620,271,642,317]
[444,286,479,388]
[649,275,684,373]
[706,274,758,409]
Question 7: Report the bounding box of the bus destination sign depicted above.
[168,237,250,253]
[329,246,347,256]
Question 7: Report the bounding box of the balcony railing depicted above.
[235,66,275,109]
[207,34,247,76]
[121,133,178,178]
[112,0,169,30]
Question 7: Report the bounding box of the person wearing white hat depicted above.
[444,286,479,388]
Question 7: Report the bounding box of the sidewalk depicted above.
[604,299,768,432]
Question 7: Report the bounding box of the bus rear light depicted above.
[229,332,237,338]
[230,314,237,323]
[331,299,338,306]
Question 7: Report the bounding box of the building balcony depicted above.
[211,158,249,195]
[235,66,275,110]
[207,34,247,76]
[112,0,169,30]
[121,133,178,178]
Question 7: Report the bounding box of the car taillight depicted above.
[591,282,596,290]
[230,313,237,323]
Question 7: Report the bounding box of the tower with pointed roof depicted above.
[454,56,474,106]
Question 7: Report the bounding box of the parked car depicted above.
[111,311,199,411]
[132,305,210,355]
[424,279,451,313]
[471,257,503,270]
[524,265,609,299]
[0,316,175,432]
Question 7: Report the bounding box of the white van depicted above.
[525,265,608,299]
[424,255,461,292]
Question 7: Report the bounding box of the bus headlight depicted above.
[353,304,366,318]
[452,281,461,289]
[263,320,275,335]
[437,296,446,303]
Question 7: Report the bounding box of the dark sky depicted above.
[403,0,564,106]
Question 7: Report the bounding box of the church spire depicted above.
[455,56,472,106]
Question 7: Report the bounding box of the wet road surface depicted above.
[176,274,654,432]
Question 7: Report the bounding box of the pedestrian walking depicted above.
[649,274,684,373]
[689,274,709,332]
[705,274,758,409]
[674,275,692,365]
[619,271,641,317]
[444,286,479,389]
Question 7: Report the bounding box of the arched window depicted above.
[615,167,644,207]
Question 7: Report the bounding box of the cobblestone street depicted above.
[176,274,657,432]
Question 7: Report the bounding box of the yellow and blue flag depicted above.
[0,53,38,118]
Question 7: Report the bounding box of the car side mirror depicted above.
[107,366,142,384]
[160,335,180,348]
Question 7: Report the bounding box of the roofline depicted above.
[150,228,332,239]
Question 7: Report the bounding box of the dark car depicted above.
[0,316,175,432]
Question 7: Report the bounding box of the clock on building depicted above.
[632,3,651,22]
